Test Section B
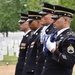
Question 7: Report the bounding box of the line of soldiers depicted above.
[15,2,75,75]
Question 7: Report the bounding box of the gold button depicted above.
[43,66,45,69]
[45,60,46,62]
[36,62,38,64]
[25,57,27,59]
[37,50,39,52]
[31,70,34,72]
[28,46,29,48]
[36,33,38,35]
[36,56,38,58]
[46,29,48,32]
[24,63,26,65]
[26,35,28,37]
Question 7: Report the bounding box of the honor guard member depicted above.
[39,2,56,54]
[15,13,33,75]
[40,2,55,41]
[38,2,56,75]
[22,11,43,75]
[41,5,75,75]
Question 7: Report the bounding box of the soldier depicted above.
[40,2,55,37]
[39,2,56,54]
[35,2,56,75]
[22,11,43,75]
[41,5,75,75]
[15,13,33,75]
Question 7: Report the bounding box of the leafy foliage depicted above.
[59,0,75,31]
[0,0,75,37]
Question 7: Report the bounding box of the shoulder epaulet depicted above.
[62,31,75,43]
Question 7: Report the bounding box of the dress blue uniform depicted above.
[15,13,33,75]
[41,5,75,75]
[22,27,43,75]
[41,28,75,75]
[35,24,55,75]
[35,2,56,75]
[22,11,43,75]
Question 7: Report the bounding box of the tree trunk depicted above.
[6,32,8,37]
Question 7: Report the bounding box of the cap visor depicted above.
[18,20,26,22]
[27,19,33,22]
[51,15,59,19]
[39,11,48,15]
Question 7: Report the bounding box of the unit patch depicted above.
[67,44,74,54]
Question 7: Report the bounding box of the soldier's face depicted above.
[29,20,38,30]
[53,17,65,30]
[19,22,29,31]
[40,14,54,26]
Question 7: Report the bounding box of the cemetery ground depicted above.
[0,54,75,75]
[0,53,18,75]
[0,32,75,75]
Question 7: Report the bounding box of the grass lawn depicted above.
[0,53,18,66]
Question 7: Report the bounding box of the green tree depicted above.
[0,0,41,37]
[59,0,75,32]
[0,0,59,37]
[0,0,21,37]
[0,0,75,37]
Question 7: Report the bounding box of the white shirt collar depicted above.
[33,28,40,34]
[24,30,31,36]
[46,24,50,28]
[41,23,51,31]
[42,26,48,30]
[57,27,70,36]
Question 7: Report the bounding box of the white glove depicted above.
[46,37,56,52]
